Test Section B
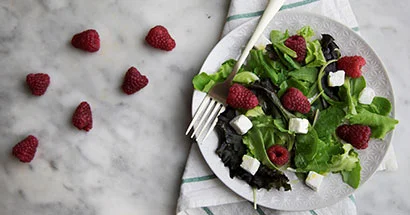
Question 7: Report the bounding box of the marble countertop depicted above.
[0,0,408,214]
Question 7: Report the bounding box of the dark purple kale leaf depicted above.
[215,108,291,191]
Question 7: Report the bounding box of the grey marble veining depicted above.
[0,0,229,214]
[351,1,410,215]
[0,0,409,215]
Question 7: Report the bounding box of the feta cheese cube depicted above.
[305,171,324,191]
[229,114,253,135]
[359,87,376,105]
[255,35,271,50]
[288,118,309,134]
[240,155,260,175]
[328,70,345,87]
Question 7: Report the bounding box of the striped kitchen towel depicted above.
[177,0,397,214]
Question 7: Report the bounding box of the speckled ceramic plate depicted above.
[191,11,395,211]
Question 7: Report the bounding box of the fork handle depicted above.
[226,0,285,83]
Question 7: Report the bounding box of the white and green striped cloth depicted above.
[177,1,397,214]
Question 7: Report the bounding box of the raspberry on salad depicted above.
[337,56,366,78]
[281,87,311,114]
[226,84,258,110]
[121,67,149,95]
[145,25,176,51]
[336,124,371,149]
[72,101,93,132]
[267,145,289,166]
[284,35,307,62]
[26,73,50,96]
[71,29,100,52]
[12,135,39,163]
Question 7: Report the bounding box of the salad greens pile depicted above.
[193,26,398,191]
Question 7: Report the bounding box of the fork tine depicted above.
[202,106,225,142]
[185,96,211,135]
[196,103,223,142]
[190,99,217,138]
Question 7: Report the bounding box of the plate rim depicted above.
[190,10,395,211]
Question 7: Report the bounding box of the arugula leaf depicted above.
[270,30,297,58]
[247,49,284,84]
[348,109,399,139]
[273,119,289,133]
[294,128,347,174]
[314,106,346,140]
[306,82,319,99]
[294,129,320,165]
[339,76,366,114]
[287,67,319,83]
[350,76,366,98]
[283,53,301,70]
[243,116,279,170]
[277,81,288,97]
[357,96,392,116]
[250,83,296,121]
[286,78,311,96]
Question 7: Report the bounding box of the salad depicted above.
[192,26,398,192]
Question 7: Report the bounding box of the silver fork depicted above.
[186,0,285,143]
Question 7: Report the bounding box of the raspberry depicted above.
[12,135,38,163]
[26,73,50,96]
[267,145,289,166]
[121,67,149,95]
[145,25,176,51]
[71,29,100,52]
[226,84,258,110]
[337,56,366,78]
[72,101,93,131]
[284,35,307,62]
[281,87,311,114]
[336,124,371,149]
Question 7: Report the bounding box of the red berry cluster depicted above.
[336,124,372,149]
[12,26,176,163]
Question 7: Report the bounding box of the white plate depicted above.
[191,11,395,211]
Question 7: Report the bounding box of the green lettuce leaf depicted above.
[286,78,311,96]
[215,108,291,191]
[245,106,265,118]
[357,96,392,116]
[314,106,346,140]
[297,26,315,40]
[243,116,279,170]
[294,129,343,174]
[246,49,286,85]
[287,67,319,83]
[350,76,366,98]
[305,40,327,67]
[294,129,319,167]
[270,30,297,58]
[233,71,260,84]
[348,109,399,139]
[192,59,235,92]
[341,162,361,189]
[329,144,359,172]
